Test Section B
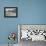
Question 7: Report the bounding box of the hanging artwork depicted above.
[4,7,18,17]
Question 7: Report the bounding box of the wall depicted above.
[0,0,19,44]
[0,0,46,44]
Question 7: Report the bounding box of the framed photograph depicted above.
[4,7,18,17]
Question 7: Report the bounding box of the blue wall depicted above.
[0,0,46,44]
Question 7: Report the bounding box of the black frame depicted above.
[4,7,18,18]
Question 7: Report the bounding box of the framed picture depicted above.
[4,7,18,17]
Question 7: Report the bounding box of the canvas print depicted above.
[4,7,17,17]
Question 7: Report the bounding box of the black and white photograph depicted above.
[4,7,18,17]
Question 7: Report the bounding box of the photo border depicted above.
[4,7,18,18]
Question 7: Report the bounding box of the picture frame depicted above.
[4,7,18,17]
